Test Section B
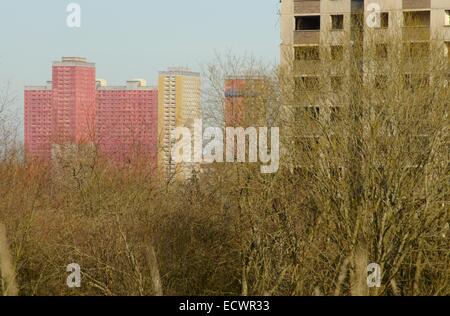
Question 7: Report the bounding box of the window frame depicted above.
[330,14,344,31]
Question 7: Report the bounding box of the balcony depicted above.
[403,11,430,39]
[294,14,321,45]
[402,26,430,41]
[294,60,322,75]
[294,31,320,44]
[294,0,320,14]
[402,0,431,10]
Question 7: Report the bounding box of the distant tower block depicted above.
[158,68,202,180]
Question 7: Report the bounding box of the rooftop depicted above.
[159,67,200,77]
[53,57,95,68]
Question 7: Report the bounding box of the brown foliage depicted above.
[0,31,448,296]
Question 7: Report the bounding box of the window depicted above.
[403,11,430,27]
[306,107,320,120]
[331,76,343,91]
[411,42,430,58]
[330,107,341,122]
[303,77,320,91]
[380,12,389,28]
[376,44,388,59]
[331,45,344,60]
[446,42,450,61]
[445,10,450,26]
[403,42,430,58]
[295,16,320,31]
[331,15,344,30]
[295,46,320,60]
[404,74,430,89]
[375,75,387,89]
[408,135,431,157]
[295,76,320,93]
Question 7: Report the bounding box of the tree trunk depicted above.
[0,223,19,296]
[146,244,163,296]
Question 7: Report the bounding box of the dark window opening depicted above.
[331,45,344,60]
[446,42,450,61]
[331,15,344,30]
[330,107,341,122]
[306,107,320,120]
[403,11,430,27]
[376,44,388,59]
[404,74,430,89]
[331,76,343,91]
[296,16,321,31]
[296,77,320,91]
[295,77,320,98]
[295,46,320,60]
[380,12,389,28]
[403,42,430,58]
[375,75,387,89]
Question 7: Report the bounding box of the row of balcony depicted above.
[294,26,430,45]
[294,4,434,44]
[293,0,431,15]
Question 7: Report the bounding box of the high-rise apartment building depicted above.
[25,57,158,168]
[25,57,96,160]
[51,57,96,145]
[281,0,450,68]
[158,68,201,179]
[224,76,270,127]
[280,0,450,129]
[280,0,450,172]
[224,77,249,127]
[24,82,53,160]
[96,79,158,167]
[224,77,249,126]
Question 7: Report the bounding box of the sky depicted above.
[0,0,280,139]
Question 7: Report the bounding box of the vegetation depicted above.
[0,30,448,296]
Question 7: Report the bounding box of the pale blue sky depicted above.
[0,0,280,138]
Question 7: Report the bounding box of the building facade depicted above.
[224,77,249,127]
[158,68,202,180]
[96,79,158,167]
[25,57,96,160]
[51,57,96,145]
[281,0,450,67]
[280,0,450,178]
[280,0,450,127]
[224,76,271,127]
[25,57,158,168]
[24,82,53,160]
